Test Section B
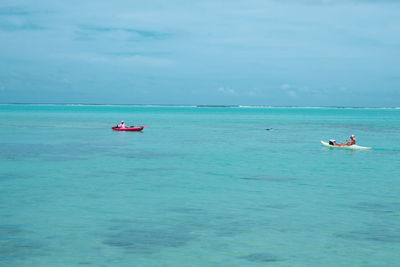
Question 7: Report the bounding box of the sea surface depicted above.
[0,105,399,266]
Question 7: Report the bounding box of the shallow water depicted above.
[1,105,399,266]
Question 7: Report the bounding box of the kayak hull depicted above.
[321,141,371,150]
[112,126,145,131]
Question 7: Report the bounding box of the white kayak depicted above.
[321,141,372,150]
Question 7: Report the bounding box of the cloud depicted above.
[281,84,314,97]
[0,6,46,31]
[287,90,297,97]
[274,0,400,5]
[344,0,400,3]
[58,52,174,68]
[0,19,45,31]
[109,51,170,57]
[299,86,310,92]
[280,84,291,90]
[218,87,237,95]
[76,25,172,41]
[247,87,262,97]
[0,7,32,16]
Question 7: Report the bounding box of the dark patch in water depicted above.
[241,252,280,263]
[103,229,194,253]
[131,167,176,173]
[124,167,177,177]
[108,218,136,225]
[336,229,400,243]
[168,207,203,214]
[212,219,253,237]
[240,175,295,182]
[213,223,243,237]
[247,204,292,212]
[215,228,245,237]
[89,168,175,180]
[45,156,88,161]
[0,224,23,236]
[0,173,28,181]
[0,224,45,263]
[117,151,185,159]
[87,170,121,178]
[352,202,400,214]
[0,142,108,161]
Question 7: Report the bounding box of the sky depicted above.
[0,0,399,106]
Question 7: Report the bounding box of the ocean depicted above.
[0,105,399,266]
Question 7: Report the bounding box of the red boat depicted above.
[112,126,147,131]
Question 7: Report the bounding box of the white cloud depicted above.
[299,86,310,92]
[218,87,237,95]
[247,87,262,97]
[281,84,312,97]
[288,90,297,97]
[55,53,174,68]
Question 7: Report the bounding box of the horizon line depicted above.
[0,103,399,109]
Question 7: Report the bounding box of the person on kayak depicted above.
[329,139,350,147]
[345,135,356,146]
[117,121,126,128]
[329,139,344,147]
[329,135,356,147]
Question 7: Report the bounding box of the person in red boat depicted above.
[117,121,126,128]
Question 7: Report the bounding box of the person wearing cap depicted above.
[345,135,356,146]
[117,121,126,128]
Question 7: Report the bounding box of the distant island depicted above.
[196,105,239,108]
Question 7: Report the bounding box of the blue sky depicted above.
[0,0,399,106]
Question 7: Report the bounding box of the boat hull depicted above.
[321,141,371,150]
[112,126,145,131]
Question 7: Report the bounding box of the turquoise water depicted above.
[1,105,399,266]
